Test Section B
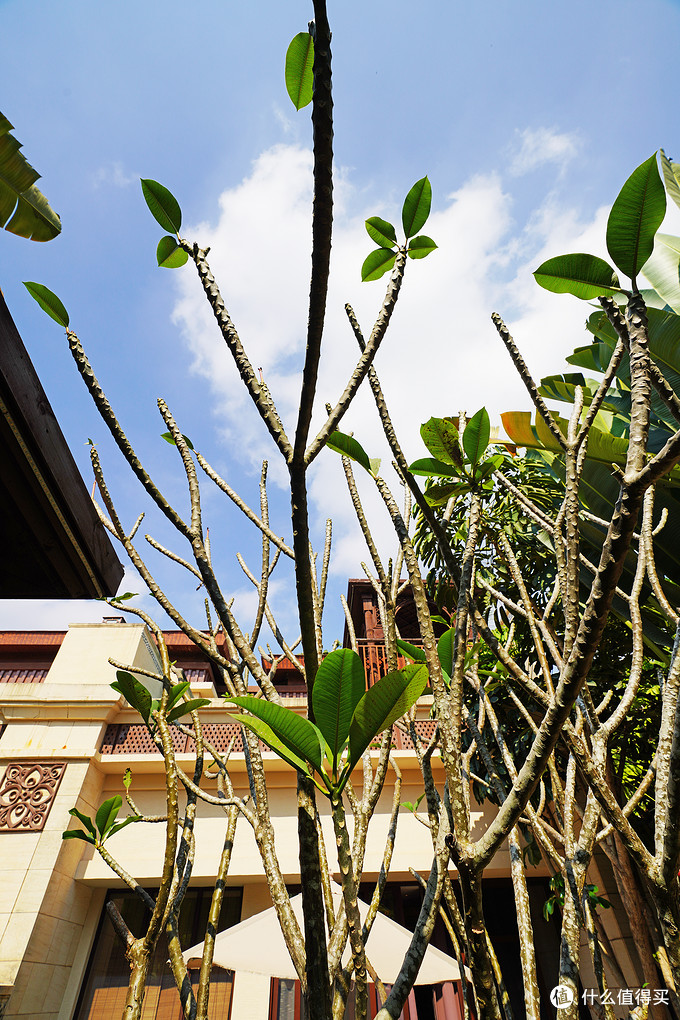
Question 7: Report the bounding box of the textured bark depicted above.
[332,794,368,1020]
[123,941,152,1020]
[558,875,582,1020]
[298,774,332,1019]
[457,864,502,1020]
[508,830,540,1020]
[650,888,680,1005]
[195,805,239,1020]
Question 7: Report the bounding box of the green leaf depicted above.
[106,815,141,840]
[23,282,69,327]
[111,670,152,724]
[232,714,314,779]
[407,235,437,260]
[396,639,426,663]
[166,698,211,724]
[141,179,182,234]
[161,431,194,451]
[326,431,372,473]
[156,235,188,269]
[62,829,96,843]
[408,457,459,478]
[312,649,366,768]
[95,795,122,838]
[68,807,96,838]
[463,408,491,465]
[347,664,429,771]
[227,696,324,772]
[533,254,622,300]
[641,233,680,314]
[660,149,680,212]
[401,793,425,814]
[502,409,637,470]
[166,681,191,711]
[365,216,397,248]
[285,32,314,110]
[402,177,432,238]
[361,248,396,282]
[420,418,463,467]
[424,481,469,506]
[437,628,456,675]
[110,592,138,603]
[0,113,61,241]
[606,154,666,280]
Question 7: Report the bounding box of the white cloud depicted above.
[509,127,580,177]
[5,139,613,636]
[92,161,136,189]
[169,141,611,615]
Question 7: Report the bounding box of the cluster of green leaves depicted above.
[408,408,500,505]
[141,179,188,269]
[362,177,437,282]
[396,625,454,684]
[227,648,428,797]
[542,874,611,922]
[287,34,439,287]
[63,671,211,845]
[63,791,138,848]
[502,150,680,659]
[534,152,667,298]
[0,111,61,242]
[111,670,210,730]
[23,178,190,328]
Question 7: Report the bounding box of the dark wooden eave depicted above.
[0,291,123,598]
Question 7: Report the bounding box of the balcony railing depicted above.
[0,668,48,683]
[100,718,437,756]
[357,639,423,688]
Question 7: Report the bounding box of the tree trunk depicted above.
[509,830,540,1020]
[299,774,333,1020]
[458,863,503,1020]
[123,940,152,1020]
[557,870,582,1020]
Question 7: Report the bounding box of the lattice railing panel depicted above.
[395,720,437,750]
[357,640,424,688]
[100,718,436,756]
[0,667,48,683]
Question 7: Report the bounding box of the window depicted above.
[74,886,242,1020]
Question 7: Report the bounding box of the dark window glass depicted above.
[74,886,242,1020]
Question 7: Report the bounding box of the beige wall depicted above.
[0,624,163,1019]
[0,621,639,1018]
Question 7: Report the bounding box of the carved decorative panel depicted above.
[0,761,66,831]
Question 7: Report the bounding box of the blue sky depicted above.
[2,0,680,644]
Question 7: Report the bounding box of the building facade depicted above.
[0,588,644,1020]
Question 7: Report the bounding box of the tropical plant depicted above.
[0,112,61,241]
[18,17,680,1020]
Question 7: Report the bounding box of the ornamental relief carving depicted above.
[0,761,66,831]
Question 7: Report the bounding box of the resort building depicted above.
[0,581,645,1020]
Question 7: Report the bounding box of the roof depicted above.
[0,291,123,598]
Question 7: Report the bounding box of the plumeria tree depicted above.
[22,5,680,1019]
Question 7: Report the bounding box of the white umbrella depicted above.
[183,886,462,985]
